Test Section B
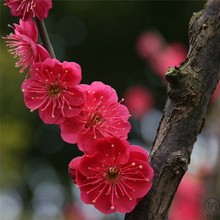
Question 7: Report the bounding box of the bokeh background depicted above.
[1,1,220,220]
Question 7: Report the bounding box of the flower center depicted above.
[48,84,62,97]
[107,167,119,180]
[86,114,102,128]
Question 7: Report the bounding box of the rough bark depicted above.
[125,0,220,219]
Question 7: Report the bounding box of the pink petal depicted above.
[130,145,150,162]
[125,159,153,197]
[62,105,81,119]
[94,138,130,164]
[60,117,84,144]
[35,0,52,20]
[62,61,82,85]
[110,193,138,213]
[39,102,63,124]
[63,87,84,106]
[90,81,118,103]
[77,131,99,154]
[77,153,102,176]
[36,44,50,62]
[14,19,38,42]
[68,156,81,183]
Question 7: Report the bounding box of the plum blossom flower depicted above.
[4,19,50,73]
[21,58,84,124]
[136,31,187,81]
[4,0,52,20]
[136,31,163,60]
[123,85,154,118]
[60,81,131,153]
[150,43,187,78]
[69,138,154,214]
[169,174,205,220]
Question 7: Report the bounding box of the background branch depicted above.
[125,0,220,219]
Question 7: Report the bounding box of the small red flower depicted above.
[21,58,84,124]
[69,138,154,214]
[136,31,163,60]
[136,31,187,81]
[169,174,205,220]
[124,85,154,118]
[150,43,187,78]
[4,19,50,73]
[5,0,52,20]
[60,81,131,154]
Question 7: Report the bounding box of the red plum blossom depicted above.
[22,58,84,124]
[5,0,52,20]
[150,43,187,78]
[4,19,50,73]
[136,31,187,81]
[136,31,164,60]
[60,81,131,154]
[124,85,154,118]
[169,174,205,220]
[69,138,154,214]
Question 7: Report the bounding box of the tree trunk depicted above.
[125,0,220,219]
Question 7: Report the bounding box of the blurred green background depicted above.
[1,1,220,220]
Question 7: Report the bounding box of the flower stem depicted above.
[35,18,56,58]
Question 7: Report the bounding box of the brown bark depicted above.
[125,0,220,219]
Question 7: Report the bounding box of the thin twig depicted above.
[35,18,56,58]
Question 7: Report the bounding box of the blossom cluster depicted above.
[4,0,154,214]
[136,31,187,81]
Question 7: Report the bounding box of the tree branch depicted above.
[125,0,220,219]
[35,18,56,58]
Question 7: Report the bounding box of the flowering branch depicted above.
[125,0,220,219]
[4,0,154,215]
[35,18,56,58]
